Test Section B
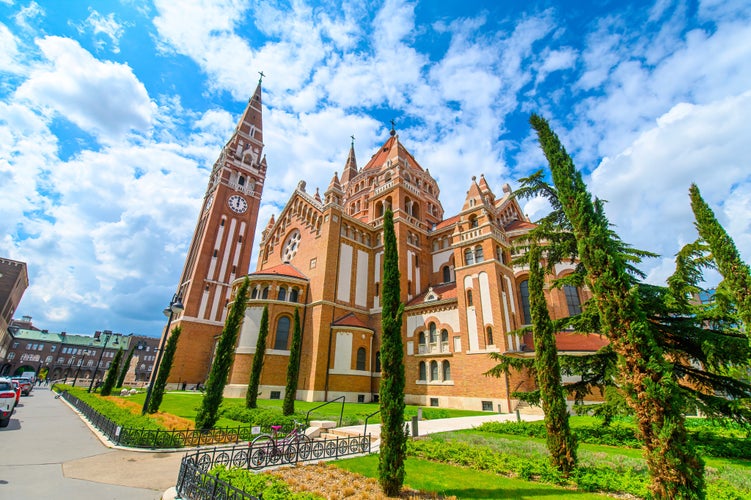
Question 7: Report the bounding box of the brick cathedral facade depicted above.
[167,83,604,412]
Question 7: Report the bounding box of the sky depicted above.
[1,0,750,338]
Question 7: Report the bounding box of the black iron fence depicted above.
[56,389,285,449]
[176,435,371,499]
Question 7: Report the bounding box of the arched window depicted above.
[442,360,451,381]
[419,331,426,347]
[238,175,245,186]
[564,285,582,316]
[442,266,451,283]
[465,248,474,265]
[356,347,366,371]
[289,288,299,303]
[375,351,381,372]
[274,316,291,350]
[429,323,437,345]
[261,286,269,299]
[475,245,484,263]
[486,326,494,346]
[419,361,426,381]
[430,360,439,381]
[278,288,287,301]
[469,215,478,228]
[520,280,532,324]
[251,288,258,299]
[467,290,473,307]
[441,329,449,351]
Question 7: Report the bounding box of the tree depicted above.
[378,209,406,496]
[100,348,123,396]
[527,242,577,475]
[117,345,135,388]
[147,326,182,414]
[246,305,269,409]
[195,276,250,429]
[283,308,303,416]
[530,114,705,499]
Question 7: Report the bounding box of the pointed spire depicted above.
[340,136,358,185]
[314,187,321,203]
[327,171,342,192]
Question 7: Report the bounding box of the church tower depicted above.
[166,79,267,385]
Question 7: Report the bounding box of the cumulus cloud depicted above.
[73,8,128,54]
[15,37,155,141]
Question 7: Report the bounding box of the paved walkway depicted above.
[0,386,182,499]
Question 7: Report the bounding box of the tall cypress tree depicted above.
[528,243,577,475]
[530,114,704,499]
[147,326,182,414]
[117,345,135,388]
[378,209,406,497]
[689,184,751,331]
[100,348,123,396]
[195,276,250,430]
[246,305,269,409]
[283,308,303,416]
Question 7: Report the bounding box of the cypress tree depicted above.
[246,305,269,409]
[689,184,751,331]
[195,276,250,429]
[100,348,123,396]
[283,308,302,416]
[147,326,182,414]
[530,114,705,499]
[378,209,406,497]
[117,346,135,388]
[528,243,577,475]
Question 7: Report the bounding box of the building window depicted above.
[430,398,439,407]
[464,248,474,265]
[486,326,494,345]
[7,352,14,361]
[418,331,426,353]
[357,394,365,403]
[520,280,532,324]
[251,288,258,299]
[467,290,473,307]
[430,360,439,381]
[441,329,449,351]
[469,215,478,228]
[482,401,493,411]
[289,288,299,303]
[429,323,437,350]
[274,316,291,350]
[270,391,281,400]
[442,266,451,283]
[278,288,287,301]
[356,347,367,371]
[375,351,381,372]
[475,245,484,263]
[564,285,582,316]
[442,360,451,381]
[261,287,269,299]
[419,361,426,381]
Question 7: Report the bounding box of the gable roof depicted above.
[407,281,458,306]
[331,313,372,330]
[251,263,308,280]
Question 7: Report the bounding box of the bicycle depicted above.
[249,420,312,468]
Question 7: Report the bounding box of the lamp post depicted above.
[142,293,184,415]
[72,345,92,387]
[88,331,118,392]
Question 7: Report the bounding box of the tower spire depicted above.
[340,135,358,186]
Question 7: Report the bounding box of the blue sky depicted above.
[2,0,750,337]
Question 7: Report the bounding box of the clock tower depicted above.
[166,79,267,386]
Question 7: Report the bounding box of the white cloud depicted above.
[14,36,155,141]
[590,91,751,284]
[74,9,127,54]
[13,1,43,31]
[0,23,23,74]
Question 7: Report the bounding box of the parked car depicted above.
[10,380,21,406]
[0,378,15,427]
[11,377,32,396]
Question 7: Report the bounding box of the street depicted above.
[0,386,182,499]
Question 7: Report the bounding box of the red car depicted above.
[0,378,15,427]
[10,380,21,406]
[11,377,32,396]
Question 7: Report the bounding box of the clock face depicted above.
[205,194,214,211]
[228,194,248,214]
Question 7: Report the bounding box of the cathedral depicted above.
[165,81,604,412]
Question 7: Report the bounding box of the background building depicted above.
[0,258,29,363]
[3,317,159,385]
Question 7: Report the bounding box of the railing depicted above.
[55,389,283,449]
[177,436,371,499]
[363,409,381,437]
[305,395,345,427]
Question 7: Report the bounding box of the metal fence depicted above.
[57,390,283,449]
[176,435,371,500]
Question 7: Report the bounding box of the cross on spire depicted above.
[258,71,265,85]
[389,119,396,136]
[350,134,355,147]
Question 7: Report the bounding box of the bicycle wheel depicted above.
[249,445,267,469]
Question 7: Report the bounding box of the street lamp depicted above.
[88,331,119,392]
[72,344,93,387]
[142,293,184,415]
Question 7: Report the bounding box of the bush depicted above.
[61,386,165,431]
[210,465,321,499]
[220,404,298,429]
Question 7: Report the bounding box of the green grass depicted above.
[335,455,608,499]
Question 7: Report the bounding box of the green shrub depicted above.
[220,404,298,429]
[61,386,165,431]
[210,465,321,499]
